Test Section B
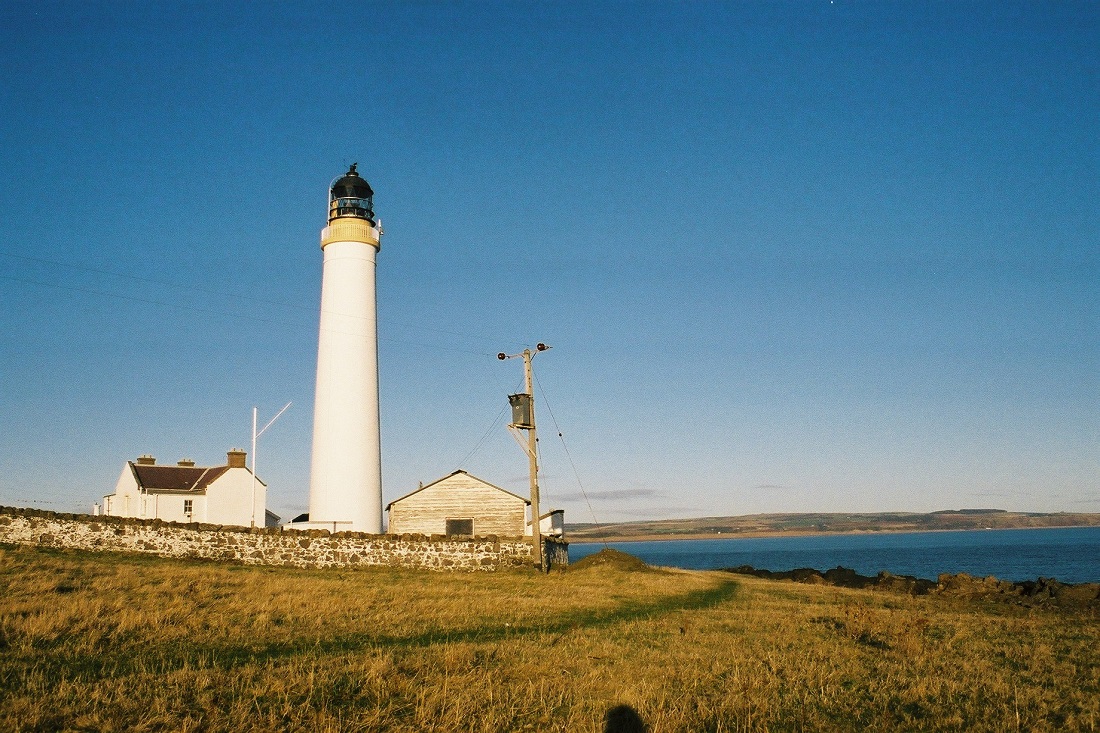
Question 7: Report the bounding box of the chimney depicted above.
[177,458,196,467]
[227,448,247,468]
[135,455,156,466]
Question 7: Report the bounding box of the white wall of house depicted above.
[205,469,265,527]
[104,462,266,528]
[105,464,141,518]
[144,493,206,524]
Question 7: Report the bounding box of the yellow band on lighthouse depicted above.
[321,218,380,249]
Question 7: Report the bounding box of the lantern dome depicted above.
[329,163,375,224]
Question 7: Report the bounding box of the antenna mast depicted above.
[251,401,292,528]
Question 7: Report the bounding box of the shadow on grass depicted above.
[604,704,649,733]
[24,577,739,684]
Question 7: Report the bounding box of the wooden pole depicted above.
[523,349,543,570]
[500,344,550,571]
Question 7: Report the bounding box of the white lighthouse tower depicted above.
[305,164,383,533]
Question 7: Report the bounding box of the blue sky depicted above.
[1,1,1096,523]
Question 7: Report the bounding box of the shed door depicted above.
[445,518,473,536]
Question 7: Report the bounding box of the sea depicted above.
[569,526,1100,584]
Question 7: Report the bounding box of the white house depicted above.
[101,449,278,528]
[386,469,563,538]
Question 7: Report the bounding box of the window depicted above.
[445,518,473,536]
[183,499,193,518]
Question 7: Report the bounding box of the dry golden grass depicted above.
[1,545,1097,732]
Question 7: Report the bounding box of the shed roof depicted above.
[385,469,529,510]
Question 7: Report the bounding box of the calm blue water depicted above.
[570,526,1100,584]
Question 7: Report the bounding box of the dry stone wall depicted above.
[542,534,570,572]
[0,507,568,572]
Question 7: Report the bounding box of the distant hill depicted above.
[565,510,1100,542]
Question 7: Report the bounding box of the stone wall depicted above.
[542,535,570,572]
[0,506,568,572]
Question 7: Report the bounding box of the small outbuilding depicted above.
[101,449,279,528]
[537,509,566,537]
[387,469,563,538]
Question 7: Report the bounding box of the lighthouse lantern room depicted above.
[329,163,375,223]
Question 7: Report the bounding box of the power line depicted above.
[0,272,497,358]
[534,371,607,547]
[0,250,519,354]
[1,250,311,313]
[453,373,526,469]
[0,272,305,329]
[454,403,509,470]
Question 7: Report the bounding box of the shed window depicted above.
[184,499,193,517]
[445,518,473,536]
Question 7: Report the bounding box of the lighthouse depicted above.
[306,164,383,533]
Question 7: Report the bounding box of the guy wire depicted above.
[534,371,608,549]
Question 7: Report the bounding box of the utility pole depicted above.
[498,343,550,570]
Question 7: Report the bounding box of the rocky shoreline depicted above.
[723,565,1100,610]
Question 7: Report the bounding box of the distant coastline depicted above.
[568,523,1100,584]
[565,510,1100,544]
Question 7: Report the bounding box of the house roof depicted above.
[129,463,256,494]
[385,469,530,510]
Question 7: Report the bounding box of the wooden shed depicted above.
[386,470,529,537]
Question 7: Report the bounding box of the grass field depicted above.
[1,545,1097,732]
